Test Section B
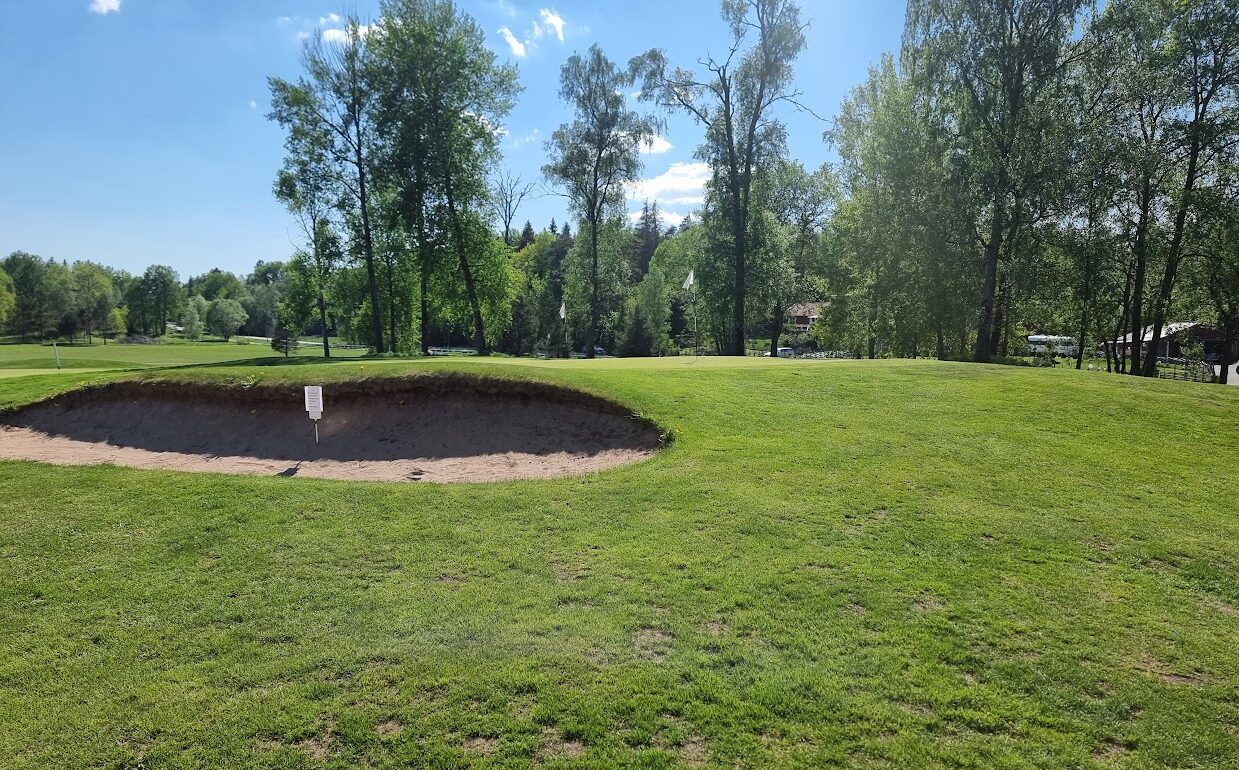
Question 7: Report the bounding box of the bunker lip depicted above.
[0,376,664,483]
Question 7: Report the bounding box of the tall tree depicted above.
[1134,0,1239,376]
[269,16,386,353]
[632,0,809,355]
[274,108,342,357]
[907,0,1088,362]
[371,0,520,355]
[545,45,656,358]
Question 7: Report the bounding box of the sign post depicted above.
[304,385,324,444]
[53,341,61,373]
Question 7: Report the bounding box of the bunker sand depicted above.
[0,378,662,483]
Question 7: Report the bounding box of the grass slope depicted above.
[0,358,1236,769]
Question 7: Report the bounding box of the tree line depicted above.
[5,0,1234,378]
[0,251,286,344]
[818,0,1238,381]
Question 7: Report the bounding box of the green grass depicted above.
[0,339,366,376]
[1,358,1236,768]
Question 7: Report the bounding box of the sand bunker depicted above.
[0,377,662,483]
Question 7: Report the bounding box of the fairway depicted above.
[0,340,366,375]
[1,357,1236,768]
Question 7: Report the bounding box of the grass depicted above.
[0,357,1236,768]
[0,338,366,375]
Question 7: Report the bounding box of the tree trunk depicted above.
[587,213,599,359]
[1128,184,1152,376]
[355,150,384,355]
[444,170,487,355]
[769,302,784,357]
[1141,136,1203,378]
[974,194,1005,363]
[318,293,330,359]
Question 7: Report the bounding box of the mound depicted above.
[0,377,662,482]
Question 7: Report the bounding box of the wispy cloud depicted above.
[498,27,526,57]
[88,0,121,15]
[539,8,565,42]
[248,100,258,110]
[491,0,518,18]
[495,9,568,57]
[510,128,541,149]
[323,24,372,44]
[319,13,342,25]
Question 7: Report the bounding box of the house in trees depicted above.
[1108,321,1228,363]
[787,302,828,333]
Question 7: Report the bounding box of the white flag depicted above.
[559,301,566,320]
[682,270,695,290]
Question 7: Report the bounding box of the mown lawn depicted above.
[0,339,364,375]
[0,358,1236,769]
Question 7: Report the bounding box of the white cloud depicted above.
[297,30,312,40]
[491,0,518,17]
[277,15,293,23]
[88,0,121,15]
[642,136,674,155]
[248,100,258,110]
[539,8,565,41]
[319,13,342,25]
[323,24,372,43]
[627,208,691,225]
[628,161,710,204]
[498,27,526,57]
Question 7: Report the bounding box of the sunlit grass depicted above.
[0,357,1235,768]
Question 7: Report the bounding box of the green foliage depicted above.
[205,298,248,341]
[0,268,14,331]
[269,320,297,357]
[181,302,203,341]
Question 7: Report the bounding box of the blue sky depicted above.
[0,0,907,278]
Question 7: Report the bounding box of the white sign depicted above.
[304,385,323,421]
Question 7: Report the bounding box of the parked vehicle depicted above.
[776,347,795,358]
[1028,335,1078,358]
[580,345,607,357]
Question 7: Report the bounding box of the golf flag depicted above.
[682,270,695,290]
[559,301,567,320]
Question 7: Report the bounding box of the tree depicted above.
[182,301,203,341]
[370,0,521,355]
[269,15,386,352]
[0,268,14,332]
[71,262,114,343]
[632,0,809,355]
[490,170,534,245]
[1130,0,1239,376]
[906,0,1088,362]
[206,298,248,341]
[2,250,53,337]
[270,319,297,357]
[545,45,656,358]
[126,265,183,336]
[282,221,344,357]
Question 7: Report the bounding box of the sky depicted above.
[0,0,908,279]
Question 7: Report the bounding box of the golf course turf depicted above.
[0,356,1236,768]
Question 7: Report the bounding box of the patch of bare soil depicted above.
[1135,653,1208,686]
[0,376,662,483]
[539,727,585,759]
[463,735,497,755]
[635,627,673,662]
[375,719,402,738]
